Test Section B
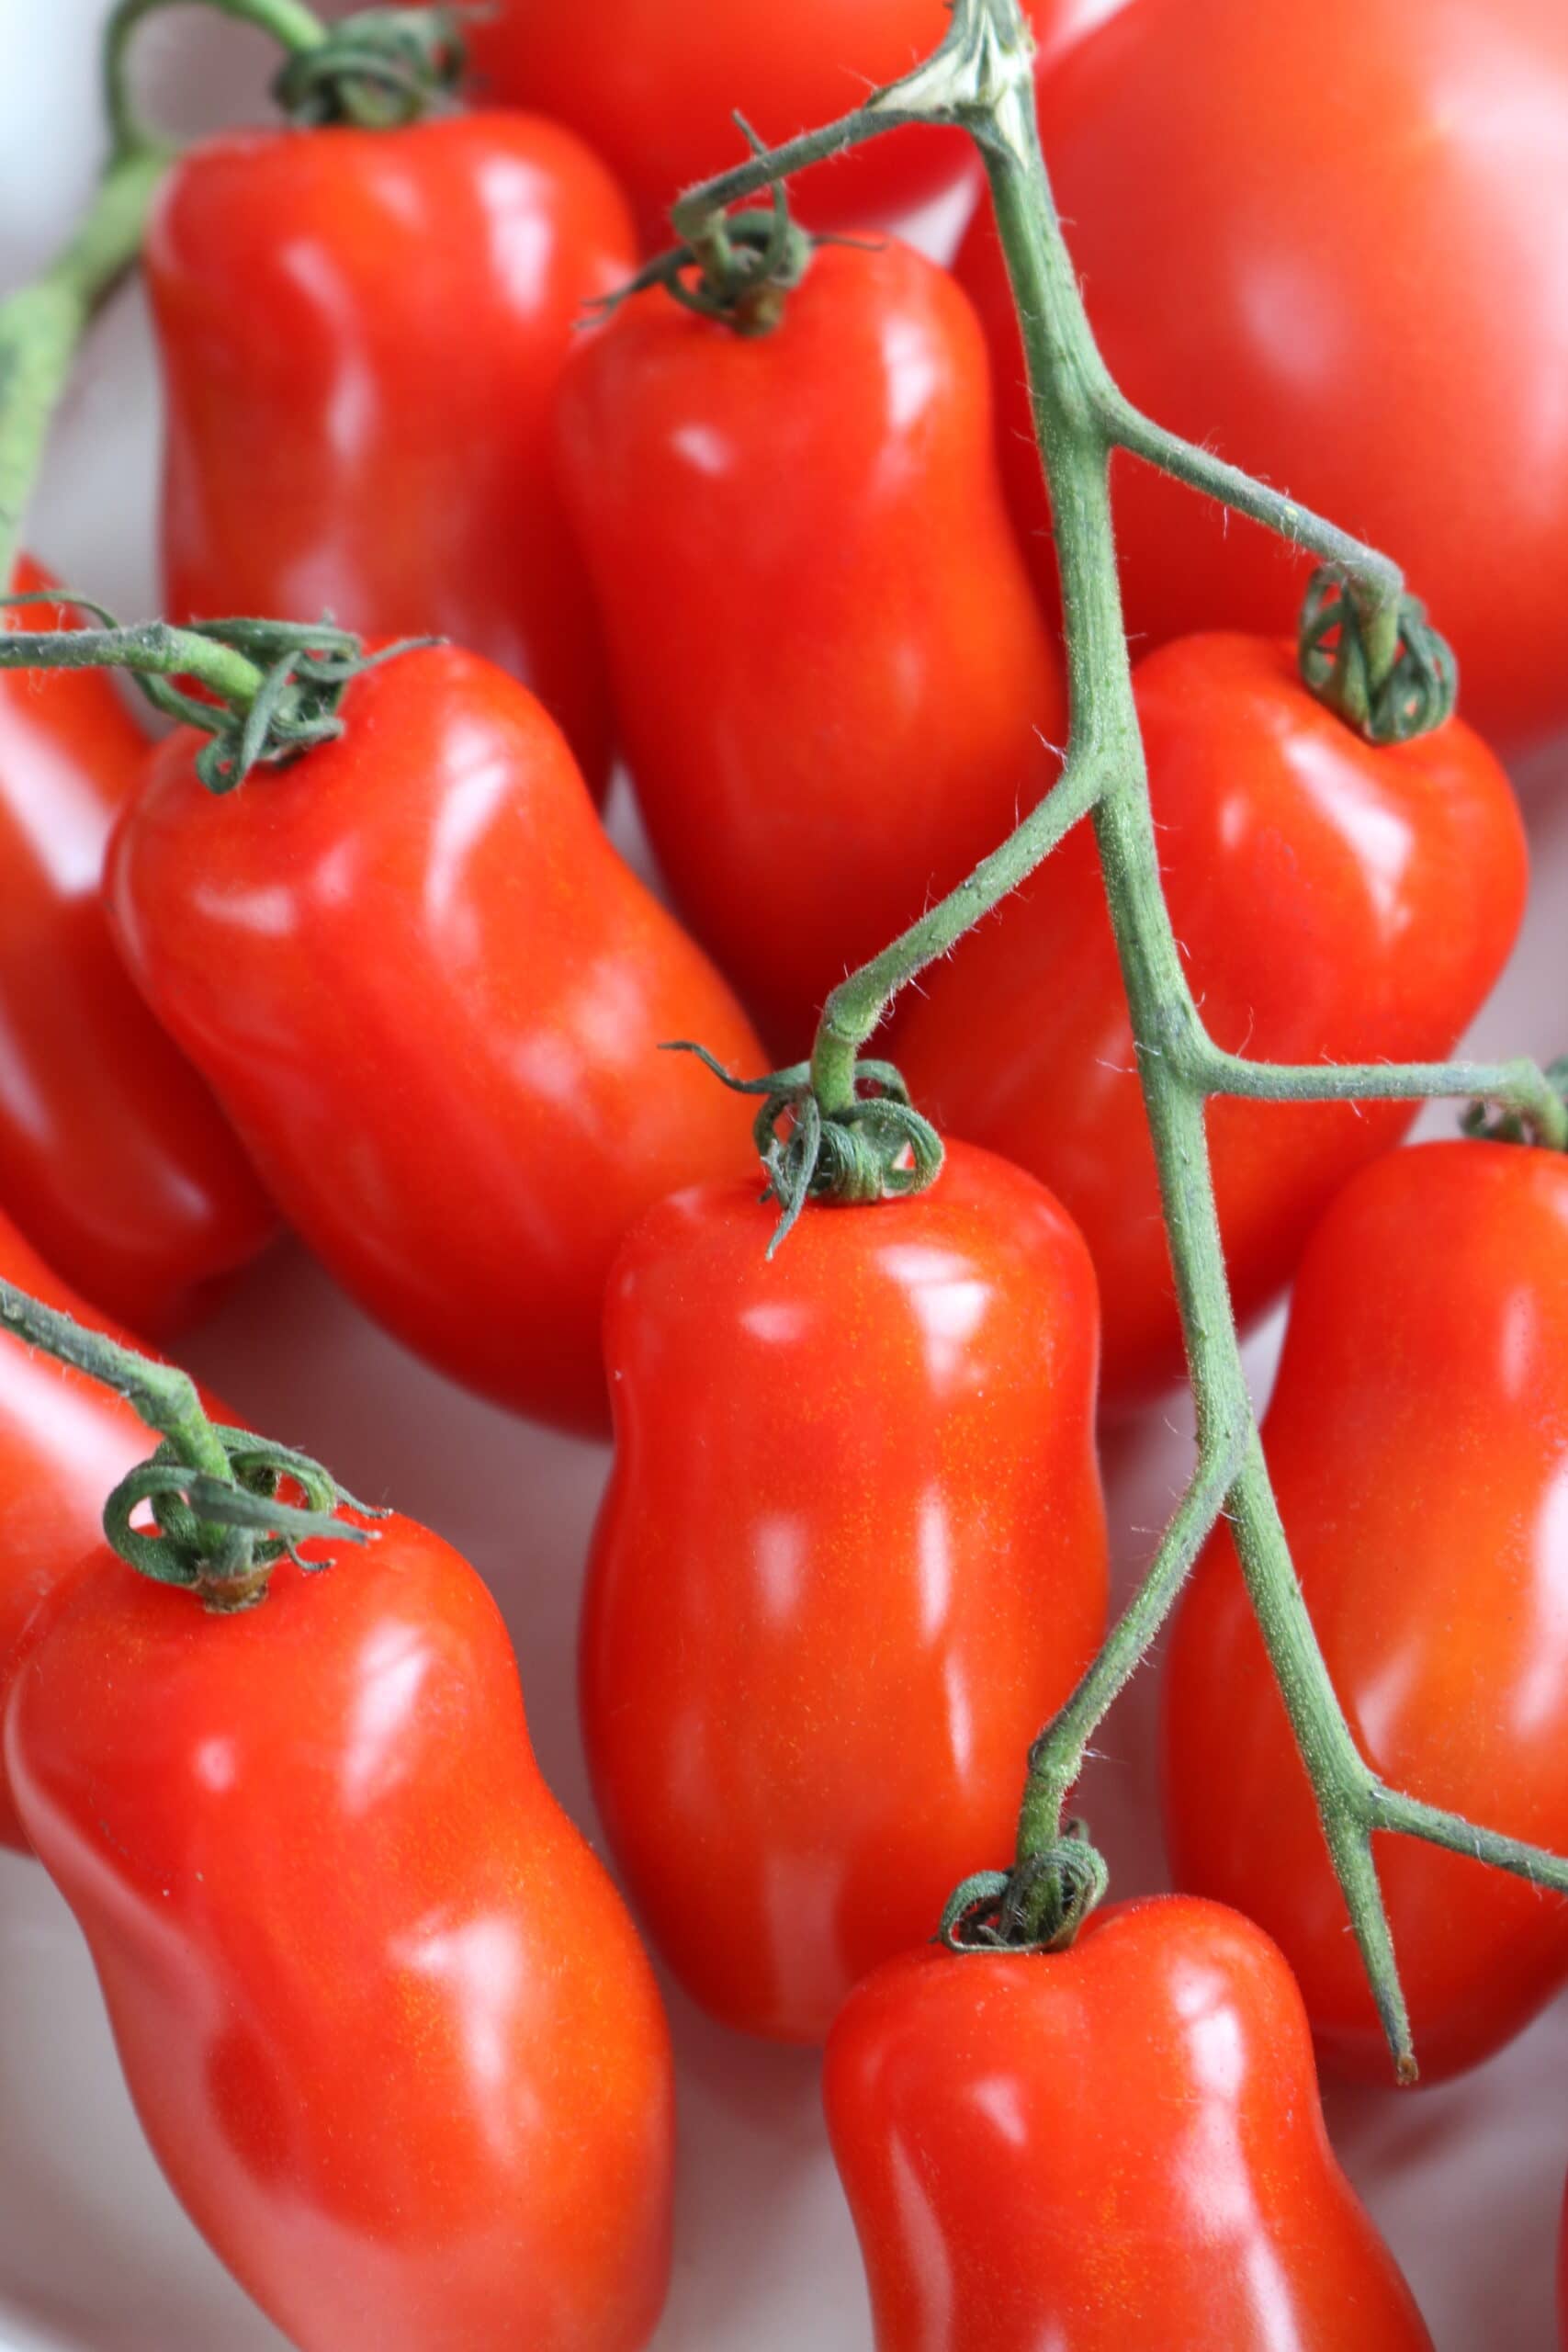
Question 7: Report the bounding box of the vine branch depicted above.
[671,0,1568,2075]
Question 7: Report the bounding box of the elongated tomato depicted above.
[826,1897,1433,2348]
[6,1518,674,2351]
[150,115,635,795]
[581,1141,1107,2041]
[0,560,275,1332]
[1164,1140,1568,2084]
[897,634,1526,1406]
[558,238,1066,1054]
[104,646,763,1437]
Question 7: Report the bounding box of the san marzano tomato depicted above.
[0,560,275,1334]
[962,0,1568,750]
[149,114,635,794]
[825,1895,1433,2347]
[558,237,1065,1053]
[581,1141,1107,2041]
[1163,1140,1568,2083]
[104,645,762,1437]
[6,1518,675,2351]
[897,634,1526,1406]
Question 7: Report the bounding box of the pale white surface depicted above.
[3,3,1568,2346]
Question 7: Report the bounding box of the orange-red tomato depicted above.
[825,1897,1434,2348]
[896,634,1527,1407]
[1163,1141,1568,2085]
[558,238,1065,1054]
[448,1,1068,243]
[149,115,634,795]
[104,647,762,1438]
[6,1519,674,2351]
[961,0,1568,751]
[0,561,275,1332]
[581,1142,1107,2041]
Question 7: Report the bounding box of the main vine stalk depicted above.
[673,0,1568,2080]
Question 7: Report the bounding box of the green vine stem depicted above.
[673,0,1568,2075]
[0,1279,373,1609]
[0,143,166,597]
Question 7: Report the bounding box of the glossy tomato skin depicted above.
[0,561,275,1334]
[6,1519,673,2350]
[896,635,1527,1406]
[558,240,1066,1056]
[962,0,1568,751]
[581,1142,1108,2041]
[825,1896,1433,2349]
[0,1210,162,1852]
[148,115,635,796]
[453,2,1066,243]
[104,646,762,1438]
[1164,1142,1568,2085]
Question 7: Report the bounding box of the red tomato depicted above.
[558,238,1066,1053]
[896,634,1527,1407]
[581,1141,1107,2041]
[960,0,1568,751]
[825,1896,1433,2348]
[148,115,635,796]
[104,646,762,1438]
[0,560,275,1333]
[1164,1140,1568,2085]
[0,1209,160,1851]
[6,1517,673,2349]
[448,2,1068,243]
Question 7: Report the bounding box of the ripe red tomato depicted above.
[148,115,635,796]
[0,1209,160,1852]
[961,0,1568,751]
[0,561,275,1333]
[104,646,762,1438]
[581,1141,1107,2041]
[896,634,1527,1407]
[1163,1140,1568,2085]
[825,1895,1433,2348]
[6,1516,674,2350]
[448,2,1066,243]
[558,238,1066,1053]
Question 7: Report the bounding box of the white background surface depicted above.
[3,3,1568,2345]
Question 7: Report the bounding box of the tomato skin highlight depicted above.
[963,0,1568,751]
[148,115,635,797]
[0,561,276,1334]
[896,634,1527,1407]
[581,1141,1108,2042]
[103,646,763,1438]
[557,238,1066,1055]
[824,1896,1433,2349]
[452,1,1066,242]
[1164,1140,1568,2086]
[6,1519,673,2350]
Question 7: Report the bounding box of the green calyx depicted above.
[272,6,466,130]
[0,594,434,793]
[598,153,813,338]
[937,1823,1110,1956]
[666,1042,944,1253]
[105,1429,383,1612]
[1298,564,1459,745]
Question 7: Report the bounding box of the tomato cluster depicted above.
[0,0,1565,2346]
